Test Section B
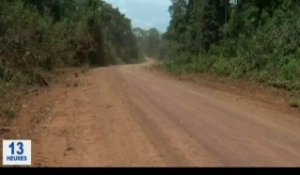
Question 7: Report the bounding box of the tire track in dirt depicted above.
[19,62,300,167]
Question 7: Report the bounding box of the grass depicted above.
[290,98,300,108]
[2,103,16,119]
[81,64,90,74]
[163,57,300,110]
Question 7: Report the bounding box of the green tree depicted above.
[133,27,161,58]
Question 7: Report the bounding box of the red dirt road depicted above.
[22,62,300,167]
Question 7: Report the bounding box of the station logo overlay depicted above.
[3,140,31,166]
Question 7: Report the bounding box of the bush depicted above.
[290,98,300,108]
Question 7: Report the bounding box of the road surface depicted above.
[28,61,300,167]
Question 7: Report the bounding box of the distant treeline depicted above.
[161,0,300,91]
[133,27,161,58]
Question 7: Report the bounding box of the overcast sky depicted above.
[104,0,171,32]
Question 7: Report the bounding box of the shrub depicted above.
[290,98,300,108]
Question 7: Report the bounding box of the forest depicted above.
[0,0,140,118]
[161,0,300,102]
[1,0,300,118]
[1,1,300,167]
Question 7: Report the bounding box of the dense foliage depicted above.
[162,0,300,92]
[0,0,139,75]
[0,0,139,118]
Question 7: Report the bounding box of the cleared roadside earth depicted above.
[22,62,300,167]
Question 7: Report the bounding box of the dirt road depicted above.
[24,61,300,167]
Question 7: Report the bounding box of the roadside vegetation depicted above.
[161,0,300,108]
[0,0,140,119]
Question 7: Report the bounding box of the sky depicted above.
[104,0,171,32]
